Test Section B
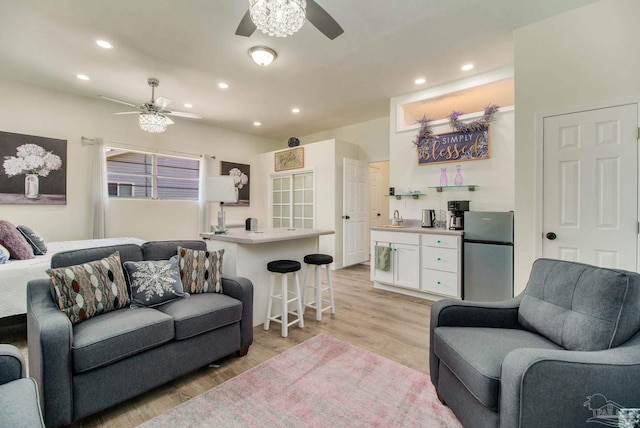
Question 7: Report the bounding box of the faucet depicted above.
[392,210,403,226]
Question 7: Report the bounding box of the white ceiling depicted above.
[0,0,596,142]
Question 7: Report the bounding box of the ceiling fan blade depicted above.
[113,111,141,115]
[164,116,175,125]
[99,95,138,108]
[154,96,171,110]
[306,0,344,40]
[235,9,256,37]
[165,111,203,119]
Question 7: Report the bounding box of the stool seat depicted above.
[267,260,301,273]
[303,254,333,265]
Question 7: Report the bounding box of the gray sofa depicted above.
[0,344,45,427]
[27,240,253,428]
[430,258,640,428]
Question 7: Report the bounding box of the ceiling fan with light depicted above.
[236,0,343,40]
[100,78,202,133]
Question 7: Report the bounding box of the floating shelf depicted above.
[384,193,426,200]
[428,185,478,192]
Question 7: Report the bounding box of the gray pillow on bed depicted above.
[0,220,34,260]
[17,225,47,255]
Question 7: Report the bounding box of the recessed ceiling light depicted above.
[461,64,474,71]
[76,74,90,81]
[96,40,113,49]
[292,108,300,114]
[248,46,277,66]
[414,78,426,85]
[218,82,229,89]
[254,121,261,126]
[184,103,193,108]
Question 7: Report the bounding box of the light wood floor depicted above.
[1,264,434,427]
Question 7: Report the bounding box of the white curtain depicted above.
[92,138,109,238]
[198,155,211,233]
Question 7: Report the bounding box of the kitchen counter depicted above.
[370,226,463,236]
[200,228,334,244]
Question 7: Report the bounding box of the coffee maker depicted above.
[448,200,470,230]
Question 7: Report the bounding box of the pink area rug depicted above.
[139,334,461,427]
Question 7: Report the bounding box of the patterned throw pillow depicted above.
[0,220,34,260]
[47,251,130,325]
[177,246,224,293]
[17,225,47,255]
[124,258,189,308]
[0,243,9,264]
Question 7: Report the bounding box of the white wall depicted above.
[255,139,363,266]
[301,116,389,162]
[513,0,640,292]
[0,78,280,242]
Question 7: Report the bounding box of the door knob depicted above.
[546,232,557,240]
[342,215,350,220]
[377,213,381,216]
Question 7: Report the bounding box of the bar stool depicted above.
[302,254,335,321]
[264,259,304,337]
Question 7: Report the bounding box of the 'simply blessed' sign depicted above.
[417,127,490,165]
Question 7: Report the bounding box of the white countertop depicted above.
[200,228,335,244]
[370,226,463,236]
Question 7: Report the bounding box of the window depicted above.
[271,172,314,228]
[106,149,199,200]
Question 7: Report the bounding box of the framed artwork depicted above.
[0,130,67,205]
[275,147,304,171]
[221,161,250,206]
[417,127,490,165]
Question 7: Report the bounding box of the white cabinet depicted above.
[371,231,420,290]
[420,234,462,298]
[371,229,462,300]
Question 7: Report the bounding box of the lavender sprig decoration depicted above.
[412,115,435,149]
[449,104,500,133]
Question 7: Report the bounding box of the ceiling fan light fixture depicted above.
[139,113,168,133]
[248,46,277,66]
[249,0,306,38]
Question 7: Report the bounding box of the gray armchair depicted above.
[0,344,45,427]
[430,258,640,428]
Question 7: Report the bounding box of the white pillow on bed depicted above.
[0,243,9,264]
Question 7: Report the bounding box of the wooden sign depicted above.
[417,127,489,165]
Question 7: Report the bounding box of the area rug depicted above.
[139,334,461,427]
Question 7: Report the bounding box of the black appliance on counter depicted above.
[447,200,470,230]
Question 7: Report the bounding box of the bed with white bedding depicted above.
[0,237,145,318]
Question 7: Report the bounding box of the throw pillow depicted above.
[177,246,224,293]
[47,251,130,325]
[0,220,34,260]
[0,243,9,264]
[124,258,189,308]
[17,225,47,255]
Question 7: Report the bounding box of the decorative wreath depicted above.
[412,104,500,149]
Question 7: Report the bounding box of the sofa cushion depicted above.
[433,326,561,410]
[17,225,47,255]
[0,220,34,260]
[177,246,224,294]
[155,293,242,340]
[72,307,174,373]
[0,378,45,427]
[47,251,131,325]
[124,258,189,308]
[519,258,640,351]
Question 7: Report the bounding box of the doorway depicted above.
[369,161,390,227]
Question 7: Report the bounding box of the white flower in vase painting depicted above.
[228,167,249,189]
[2,143,63,177]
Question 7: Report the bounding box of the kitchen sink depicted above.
[379,224,407,228]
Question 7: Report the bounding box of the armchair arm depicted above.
[27,278,74,428]
[430,296,523,388]
[222,275,254,351]
[0,344,25,385]
[500,333,640,428]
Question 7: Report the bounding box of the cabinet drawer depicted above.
[421,269,459,297]
[421,247,458,273]
[421,234,459,249]
[371,231,419,246]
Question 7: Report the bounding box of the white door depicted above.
[343,158,369,267]
[369,165,382,227]
[542,104,638,269]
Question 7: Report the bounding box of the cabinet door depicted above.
[393,244,420,289]
[371,242,394,284]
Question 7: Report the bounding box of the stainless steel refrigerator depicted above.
[463,211,514,301]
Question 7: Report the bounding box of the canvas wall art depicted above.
[0,131,67,205]
[221,161,250,206]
